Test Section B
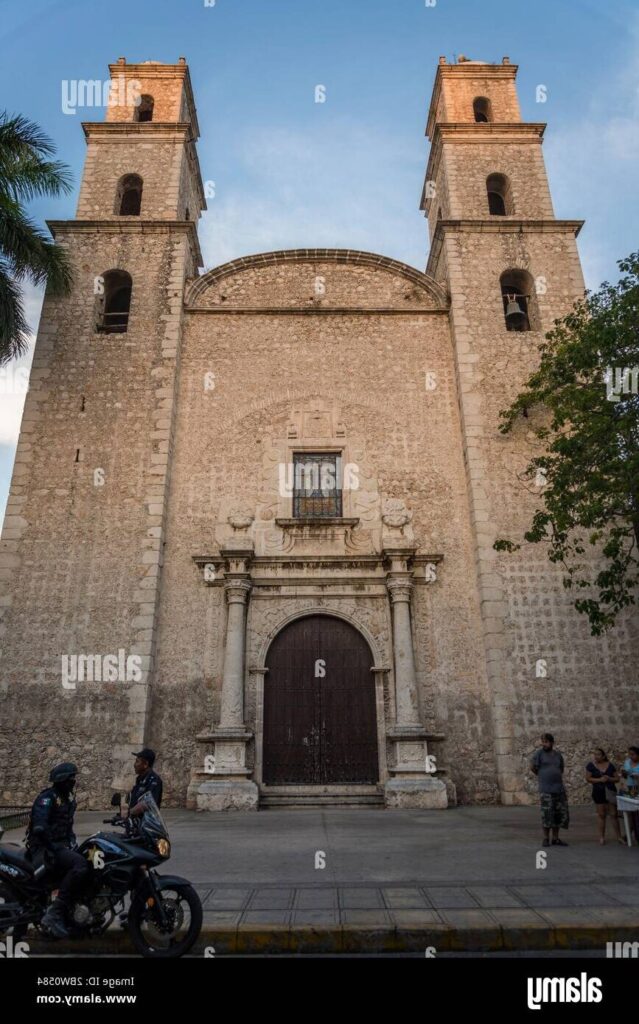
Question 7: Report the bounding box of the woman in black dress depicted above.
[585,748,624,845]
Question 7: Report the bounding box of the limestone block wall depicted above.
[442,142,554,220]
[0,227,190,806]
[76,131,188,220]
[440,226,639,803]
[105,68,185,124]
[437,71,521,125]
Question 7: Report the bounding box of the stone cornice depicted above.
[82,121,193,140]
[47,219,203,268]
[421,123,547,211]
[192,552,443,587]
[186,306,449,316]
[185,248,449,310]
[425,218,584,279]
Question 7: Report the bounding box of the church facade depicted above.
[1,56,636,810]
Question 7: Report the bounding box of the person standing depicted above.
[621,745,639,841]
[128,748,163,816]
[621,746,639,796]
[585,748,624,845]
[530,733,569,846]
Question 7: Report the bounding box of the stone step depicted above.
[260,794,385,807]
[259,784,385,807]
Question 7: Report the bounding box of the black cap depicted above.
[49,762,78,784]
[132,748,156,766]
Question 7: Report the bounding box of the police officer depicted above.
[128,748,163,816]
[26,762,90,939]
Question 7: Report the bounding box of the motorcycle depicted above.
[0,792,202,957]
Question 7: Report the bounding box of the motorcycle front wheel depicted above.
[128,880,202,958]
[0,881,28,941]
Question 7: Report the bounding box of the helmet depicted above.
[49,762,78,784]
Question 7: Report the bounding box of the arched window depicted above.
[473,96,492,123]
[96,270,132,334]
[500,269,537,332]
[486,173,512,216]
[135,95,154,123]
[115,174,143,216]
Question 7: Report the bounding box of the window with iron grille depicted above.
[292,453,342,519]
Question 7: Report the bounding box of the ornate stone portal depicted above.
[187,405,448,811]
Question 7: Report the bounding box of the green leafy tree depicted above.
[495,252,639,635]
[0,112,73,365]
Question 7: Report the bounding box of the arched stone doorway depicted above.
[263,615,379,785]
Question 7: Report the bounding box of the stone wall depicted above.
[0,226,191,807]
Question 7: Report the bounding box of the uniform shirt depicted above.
[26,787,76,850]
[531,748,566,795]
[130,769,163,809]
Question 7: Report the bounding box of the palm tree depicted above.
[0,112,73,365]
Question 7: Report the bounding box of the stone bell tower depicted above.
[421,57,586,804]
[0,58,205,801]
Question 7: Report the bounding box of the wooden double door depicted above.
[263,616,379,785]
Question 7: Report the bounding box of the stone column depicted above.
[387,577,421,726]
[219,578,252,727]
[188,551,259,811]
[383,552,448,809]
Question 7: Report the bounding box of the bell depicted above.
[505,295,528,331]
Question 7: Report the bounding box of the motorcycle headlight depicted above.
[156,838,170,858]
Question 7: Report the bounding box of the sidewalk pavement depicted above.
[3,805,638,954]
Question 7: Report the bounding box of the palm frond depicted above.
[0,261,30,365]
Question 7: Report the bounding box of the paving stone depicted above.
[248,888,295,910]
[597,885,639,905]
[467,886,524,908]
[295,889,339,910]
[382,887,430,909]
[425,887,478,909]
[340,888,385,909]
[204,888,251,910]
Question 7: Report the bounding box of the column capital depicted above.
[386,576,414,604]
[224,577,252,604]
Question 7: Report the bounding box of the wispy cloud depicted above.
[0,283,41,446]
[545,16,639,289]
[198,118,428,271]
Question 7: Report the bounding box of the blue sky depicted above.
[1,0,638,525]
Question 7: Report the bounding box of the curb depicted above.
[26,921,638,956]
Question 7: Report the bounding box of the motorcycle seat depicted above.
[0,846,35,874]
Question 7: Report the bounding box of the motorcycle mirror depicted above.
[110,792,121,808]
